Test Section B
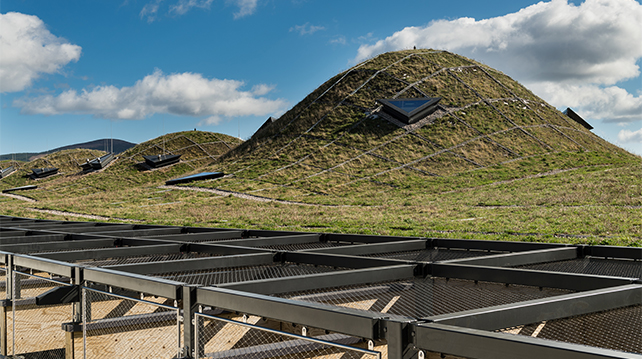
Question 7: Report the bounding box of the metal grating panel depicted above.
[366,248,507,262]
[501,305,642,355]
[283,277,572,320]
[155,263,348,286]
[514,256,642,279]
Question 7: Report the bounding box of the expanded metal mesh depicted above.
[283,277,572,320]
[365,248,507,262]
[500,305,642,355]
[194,313,381,359]
[82,288,181,359]
[514,256,642,279]
[8,271,73,359]
[0,264,5,289]
[155,262,348,286]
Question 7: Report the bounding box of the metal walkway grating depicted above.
[154,262,349,286]
[501,304,642,355]
[513,256,642,279]
[283,277,573,320]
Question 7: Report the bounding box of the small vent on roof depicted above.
[563,108,593,130]
[377,97,441,124]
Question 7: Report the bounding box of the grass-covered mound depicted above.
[191,49,634,205]
[0,131,242,203]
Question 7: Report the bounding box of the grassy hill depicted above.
[0,138,136,162]
[1,50,640,245]
[193,50,635,205]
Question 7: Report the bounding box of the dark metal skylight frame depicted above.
[377,97,442,124]
[564,107,594,130]
[30,167,58,179]
[143,153,182,168]
[165,171,224,185]
[80,152,114,172]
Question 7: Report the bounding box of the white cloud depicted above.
[229,0,258,19]
[353,0,642,124]
[140,0,163,22]
[14,69,288,122]
[290,22,325,36]
[618,128,642,143]
[169,0,214,15]
[330,36,347,45]
[141,0,252,20]
[199,116,222,126]
[0,12,82,93]
[529,82,642,123]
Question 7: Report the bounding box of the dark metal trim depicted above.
[584,245,642,260]
[34,243,185,262]
[440,247,580,267]
[323,233,423,244]
[431,263,636,291]
[414,323,641,359]
[196,286,386,339]
[282,251,417,269]
[104,253,275,274]
[219,264,417,295]
[0,238,117,253]
[432,238,567,252]
[218,233,322,247]
[301,240,427,255]
[12,254,76,278]
[83,267,183,299]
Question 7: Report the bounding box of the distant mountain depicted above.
[0,139,136,161]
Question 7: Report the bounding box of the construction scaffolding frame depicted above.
[0,215,640,359]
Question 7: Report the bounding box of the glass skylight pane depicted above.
[388,99,431,112]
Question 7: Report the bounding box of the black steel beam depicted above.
[0,238,117,254]
[40,224,136,234]
[83,267,183,299]
[413,323,642,359]
[218,233,322,247]
[425,284,642,330]
[92,227,182,237]
[2,222,95,230]
[245,229,312,238]
[0,233,67,245]
[584,245,642,260]
[431,263,637,291]
[196,286,387,339]
[13,254,76,278]
[441,247,580,267]
[104,253,275,274]
[34,243,185,262]
[432,238,567,252]
[301,240,427,255]
[0,228,28,236]
[282,251,417,269]
[137,230,244,242]
[218,264,417,295]
[185,243,273,255]
[323,233,423,244]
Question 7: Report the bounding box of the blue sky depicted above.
[1,0,641,155]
